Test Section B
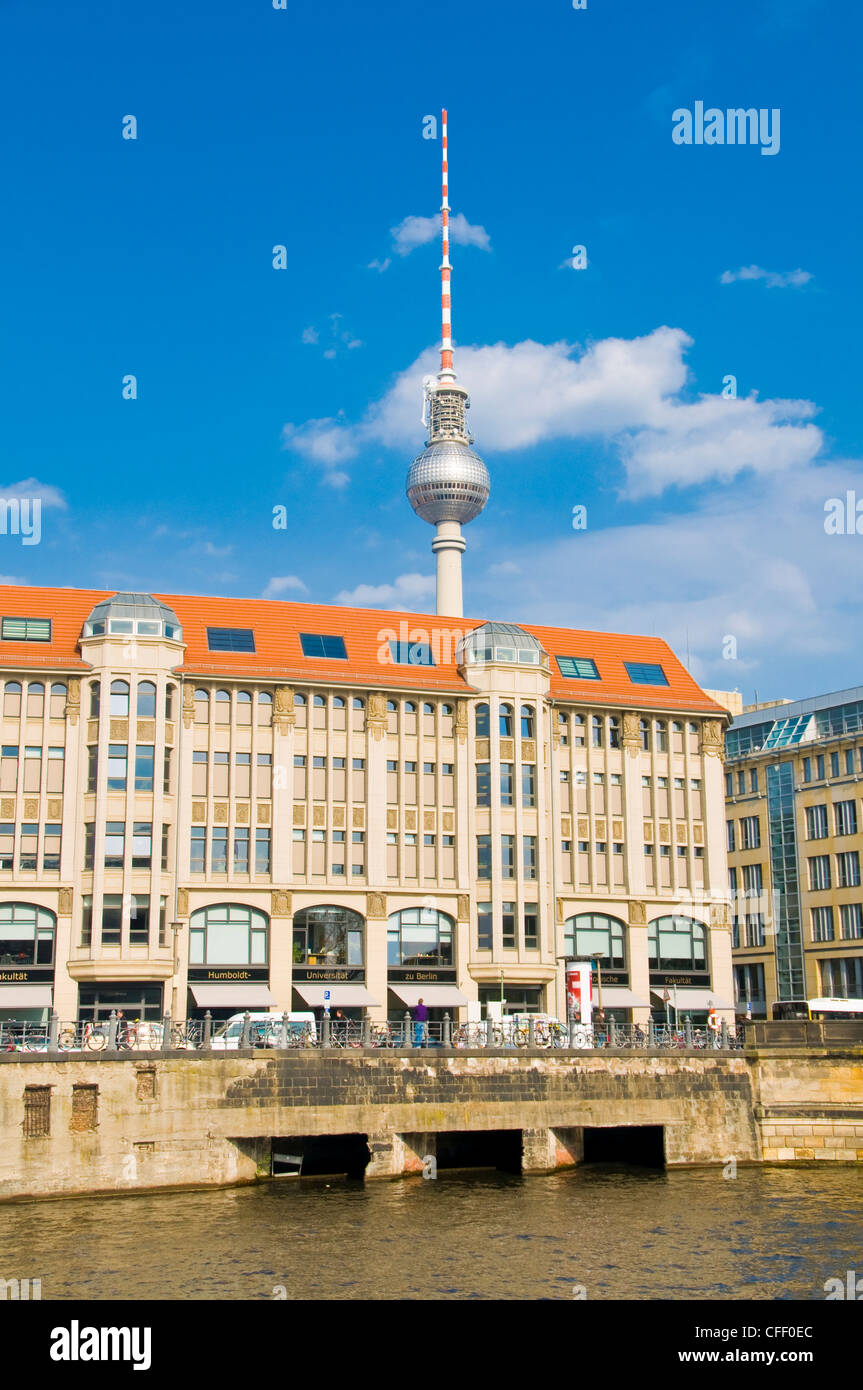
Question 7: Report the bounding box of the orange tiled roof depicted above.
[0,585,726,715]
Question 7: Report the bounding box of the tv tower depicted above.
[406,108,490,618]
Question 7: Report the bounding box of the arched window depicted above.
[189,904,269,967]
[648,916,707,973]
[352,697,364,709]
[235,690,252,725]
[499,703,513,737]
[110,680,129,717]
[404,700,416,714]
[563,913,627,970]
[26,682,45,719]
[475,703,490,738]
[387,907,454,968]
[257,690,272,726]
[88,682,100,719]
[136,681,156,719]
[441,703,453,717]
[292,905,364,967]
[313,695,326,706]
[592,715,603,748]
[50,683,67,719]
[333,696,345,709]
[640,718,650,751]
[573,713,585,747]
[3,681,21,719]
[521,705,534,739]
[164,685,175,721]
[0,902,56,967]
[386,700,397,712]
[608,716,620,749]
[194,688,209,724]
[294,692,307,706]
[215,690,231,724]
[423,702,434,715]
[655,720,668,752]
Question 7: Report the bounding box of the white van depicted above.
[210,1011,317,1050]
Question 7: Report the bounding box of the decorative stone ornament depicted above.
[628,899,647,926]
[701,719,724,757]
[65,679,81,726]
[271,891,292,917]
[366,893,387,919]
[182,685,195,729]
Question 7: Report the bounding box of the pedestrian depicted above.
[116,1010,129,1050]
[413,997,429,1047]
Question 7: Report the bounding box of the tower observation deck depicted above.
[406,109,490,618]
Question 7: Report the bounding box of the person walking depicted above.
[115,1010,129,1050]
[413,998,429,1047]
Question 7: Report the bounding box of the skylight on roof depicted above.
[300,633,348,660]
[206,627,256,653]
[624,661,669,687]
[1,617,51,643]
[389,640,435,667]
[556,656,599,680]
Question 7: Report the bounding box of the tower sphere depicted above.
[406,440,490,525]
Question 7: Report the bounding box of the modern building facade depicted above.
[725,687,863,1017]
[0,585,735,1028]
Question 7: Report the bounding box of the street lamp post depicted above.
[170,920,184,1019]
[589,952,604,1014]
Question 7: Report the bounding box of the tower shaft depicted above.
[432,521,466,618]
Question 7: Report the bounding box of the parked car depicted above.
[210,1012,316,1050]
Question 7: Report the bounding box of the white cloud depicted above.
[0,479,66,508]
[367,257,391,273]
[488,560,521,576]
[202,541,232,558]
[720,265,813,289]
[301,326,319,344]
[282,326,823,498]
[334,571,435,609]
[390,211,491,257]
[261,575,309,599]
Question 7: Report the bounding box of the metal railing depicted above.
[0,1011,747,1054]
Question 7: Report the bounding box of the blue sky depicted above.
[1,0,861,702]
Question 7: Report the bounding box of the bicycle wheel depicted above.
[86,1029,107,1052]
[551,1024,569,1048]
[58,1029,76,1050]
[513,1025,529,1047]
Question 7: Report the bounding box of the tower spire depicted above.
[406,108,490,618]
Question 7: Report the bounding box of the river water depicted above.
[1,1165,860,1301]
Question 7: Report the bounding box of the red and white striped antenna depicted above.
[439,107,455,382]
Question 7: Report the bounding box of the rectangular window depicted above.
[107,744,127,792]
[624,661,668,686]
[808,854,831,891]
[0,822,14,870]
[23,1086,51,1138]
[388,640,435,666]
[19,822,38,870]
[234,827,250,873]
[502,902,516,949]
[834,800,858,837]
[163,748,172,794]
[132,822,152,869]
[190,825,206,873]
[41,824,61,871]
[352,758,365,770]
[299,633,347,660]
[523,903,538,948]
[211,827,228,874]
[556,656,599,680]
[523,835,537,879]
[740,816,761,850]
[501,834,515,878]
[476,763,491,808]
[726,820,735,853]
[206,627,255,652]
[2,617,51,642]
[477,901,492,950]
[846,749,855,776]
[831,752,840,778]
[522,763,536,807]
[839,903,863,941]
[255,828,271,874]
[442,763,453,775]
[806,805,828,840]
[836,850,861,889]
[725,772,733,796]
[161,824,169,871]
[477,834,492,879]
[811,906,835,943]
[129,894,150,944]
[135,745,155,792]
[737,771,746,795]
[816,754,825,780]
[104,822,125,869]
[750,769,758,792]
[802,757,811,783]
[500,763,514,807]
[423,762,435,775]
[46,745,64,793]
[101,894,123,945]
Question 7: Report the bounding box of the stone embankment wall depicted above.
[0,1046,858,1201]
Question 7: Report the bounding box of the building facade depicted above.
[0,586,734,1028]
[725,688,863,1017]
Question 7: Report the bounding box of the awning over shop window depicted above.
[808,997,863,1014]
[294,985,380,1007]
[0,985,53,1008]
[388,985,468,1008]
[601,988,650,1008]
[650,990,732,1010]
[189,984,275,1007]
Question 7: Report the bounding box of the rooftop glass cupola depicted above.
[82,592,182,641]
[457,622,546,668]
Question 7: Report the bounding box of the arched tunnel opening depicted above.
[582,1125,665,1167]
[272,1134,370,1179]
